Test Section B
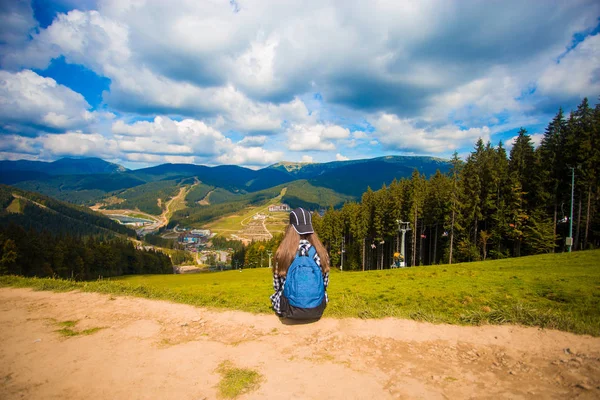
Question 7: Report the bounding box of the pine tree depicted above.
[489,142,511,258]
[446,152,463,264]
[408,170,426,266]
[538,109,567,248]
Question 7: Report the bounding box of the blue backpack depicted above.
[283,245,325,309]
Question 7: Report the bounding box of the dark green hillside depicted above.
[281,180,354,209]
[309,160,414,196]
[309,157,450,196]
[0,185,134,238]
[207,188,240,204]
[105,179,182,215]
[185,182,214,205]
[266,156,450,197]
[0,170,53,185]
[129,163,211,182]
[268,155,448,178]
[14,174,145,205]
[130,163,292,192]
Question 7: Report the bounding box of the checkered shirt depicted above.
[270,239,329,315]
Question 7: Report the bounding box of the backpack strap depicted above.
[307,245,317,259]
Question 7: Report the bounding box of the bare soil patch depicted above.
[1,288,599,399]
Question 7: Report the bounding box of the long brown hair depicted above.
[274,225,330,277]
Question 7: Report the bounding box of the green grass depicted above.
[206,188,286,233]
[2,250,600,336]
[53,320,105,337]
[57,320,78,327]
[6,198,23,213]
[216,361,262,398]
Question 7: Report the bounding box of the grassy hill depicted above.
[172,180,352,230]
[2,249,598,336]
[104,179,183,215]
[0,185,135,237]
[281,179,355,209]
[14,174,145,205]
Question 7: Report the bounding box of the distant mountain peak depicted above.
[268,161,314,173]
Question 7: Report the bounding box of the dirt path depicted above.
[198,189,214,206]
[1,288,599,399]
[138,186,190,236]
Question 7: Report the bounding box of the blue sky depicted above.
[1,0,599,169]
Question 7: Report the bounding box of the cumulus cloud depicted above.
[352,131,369,139]
[2,6,313,133]
[217,146,284,167]
[538,33,600,99]
[237,136,267,147]
[424,67,525,126]
[287,124,350,151]
[336,153,349,161]
[371,114,491,153]
[40,131,117,157]
[0,134,38,155]
[7,1,598,119]
[0,70,95,135]
[112,116,231,157]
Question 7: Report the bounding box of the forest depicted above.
[0,223,172,279]
[312,98,600,270]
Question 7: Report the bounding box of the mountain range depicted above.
[0,155,451,224]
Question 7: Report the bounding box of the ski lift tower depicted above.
[396,220,411,267]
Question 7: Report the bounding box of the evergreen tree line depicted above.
[0,223,173,280]
[313,98,600,270]
[241,235,282,269]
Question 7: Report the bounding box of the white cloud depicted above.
[287,123,350,151]
[113,116,232,157]
[8,0,597,123]
[352,131,368,139]
[530,133,544,148]
[0,134,38,154]
[538,34,600,99]
[301,155,314,163]
[424,67,525,125]
[0,70,95,135]
[40,131,118,157]
[217,146,284,167]
[336,153,349,161]
[371,113,491,153]
[238,136,267,147]
[3,7,313,134]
